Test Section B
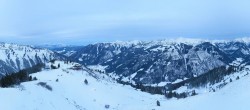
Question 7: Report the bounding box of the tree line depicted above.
[165,66,237,92]
[0,64,45,87]
[116,65,237,99]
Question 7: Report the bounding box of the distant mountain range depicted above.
[1,38,250,107]
[48,38,250,86]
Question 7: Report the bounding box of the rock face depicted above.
[54,40,250,85]
[0,43,60,77]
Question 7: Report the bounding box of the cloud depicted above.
[0,0,250,45]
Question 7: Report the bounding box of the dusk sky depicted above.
[1,0,250,45]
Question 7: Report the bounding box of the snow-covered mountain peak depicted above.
[0,42,60,77]
[159,37,207,45]
[111,40,143,46]
[235,37,250,43]
[92,37,236,48]
[105,38,205,47]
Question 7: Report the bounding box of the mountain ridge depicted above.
[0,42,62,77]
[49,38,250,86]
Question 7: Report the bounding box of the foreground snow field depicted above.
[0,61,249,110]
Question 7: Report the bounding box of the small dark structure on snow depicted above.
[69,64,82,70]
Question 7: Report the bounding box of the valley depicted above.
[0,61,249,110]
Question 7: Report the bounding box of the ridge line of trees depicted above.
[117,65,237,99]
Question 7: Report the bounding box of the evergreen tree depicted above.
[165,91,173,99]
[236,76,240,80]
[29,76,32,81]
[191,90,197,96]
[156,100,160,106]
[84,79,88,85]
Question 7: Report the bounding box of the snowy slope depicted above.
[0,61,250,110]
[164,71,250,110]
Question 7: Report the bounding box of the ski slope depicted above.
[0,61,249,110]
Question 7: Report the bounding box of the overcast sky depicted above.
[0,0,250,45]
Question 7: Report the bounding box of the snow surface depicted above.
[0,61,250,110]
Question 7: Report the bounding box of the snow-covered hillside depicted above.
[0,61,249,110]
[0,43,60,77]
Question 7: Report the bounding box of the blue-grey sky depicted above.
[0,0,250,45]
